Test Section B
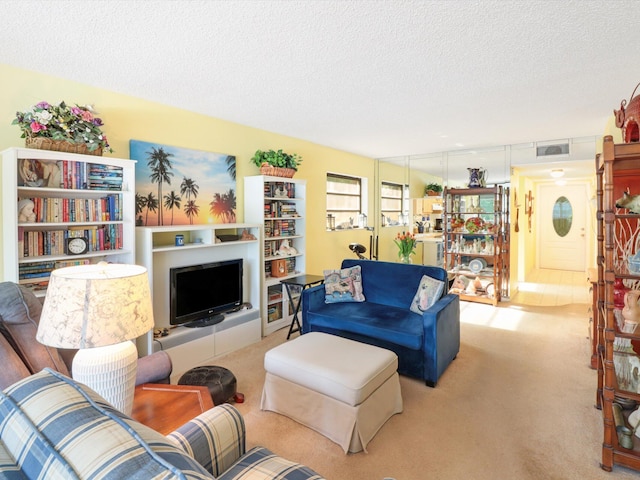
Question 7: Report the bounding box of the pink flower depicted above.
[30,121,46,133]
[71,106,82,115]
[81,110,94,122]
[35,101,50,109]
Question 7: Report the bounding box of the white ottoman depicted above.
[260,332,403,453]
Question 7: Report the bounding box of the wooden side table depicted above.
[132,383,214,435]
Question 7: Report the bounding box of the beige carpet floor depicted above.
[208,300,638,479]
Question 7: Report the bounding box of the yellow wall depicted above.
[0,64,375,276]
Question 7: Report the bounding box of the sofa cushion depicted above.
[0,282,70,379]
[0,369,211,480]
[409,275,445,314]
[323,265,365,303]
[304,302,423,350]
[218,446,324,480]
[0,439,26,479]
[340,259,446,309]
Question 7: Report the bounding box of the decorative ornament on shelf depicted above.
[467,168,487,188]
[251,149,302,178]
[12,100,113,155]
[614,81,640,143]
[394,231,416,264]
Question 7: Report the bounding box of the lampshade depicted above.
[37,263,154,415]
[37,263,154,349]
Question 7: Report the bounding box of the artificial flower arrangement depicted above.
[12,101,112,153]
[394,231,417,261]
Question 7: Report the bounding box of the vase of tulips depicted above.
[394,231,416,264]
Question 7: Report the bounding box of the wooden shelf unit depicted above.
[597,135,640,472]
[443,186,510,306]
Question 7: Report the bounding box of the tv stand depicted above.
[184,314,224,328]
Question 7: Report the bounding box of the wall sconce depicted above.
[326,213,335,231]
[381,214,387,227]
[37,263,153,415]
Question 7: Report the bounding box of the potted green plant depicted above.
[425,182,443,196]
[251,149,302,178]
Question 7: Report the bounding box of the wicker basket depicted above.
[25,137,103,156]
[259,163,296,178]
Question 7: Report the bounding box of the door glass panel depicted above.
[552,196,572,237]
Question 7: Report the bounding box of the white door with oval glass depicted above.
[538,184,587,272]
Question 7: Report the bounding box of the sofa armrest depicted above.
[135,350,173,385]
[421,293,460,385]
[301,284,325,333]
[167,404,245,477]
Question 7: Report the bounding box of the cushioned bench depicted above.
[261,332,403,453]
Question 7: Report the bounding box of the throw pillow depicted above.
[324,265,366,303]
[410,275,445,314]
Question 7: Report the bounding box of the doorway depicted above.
[537,183,589,272]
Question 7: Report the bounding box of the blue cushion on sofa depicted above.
[303,301,423,350]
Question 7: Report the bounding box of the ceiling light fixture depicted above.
[550,169,565,178]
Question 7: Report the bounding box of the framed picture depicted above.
[131,140,236,226]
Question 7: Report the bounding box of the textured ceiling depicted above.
[2,0,639,167]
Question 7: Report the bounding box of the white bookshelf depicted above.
[1,147,135,295]
[244,175,307,335]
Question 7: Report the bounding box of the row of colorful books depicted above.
[18,224,124,258]
[264,201,298,218]
[264,182,296,199]
[18,159,123,191]
[264,219,296,238]
[22,195,122,223]
[18,259,91,282]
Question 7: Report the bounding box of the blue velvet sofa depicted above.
[0,369,324,479]
[302,259,460,387]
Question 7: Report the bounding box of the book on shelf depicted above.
[17,159,123,191]
[265,181,295,199]
[19,258,90,283]
[20,224,123,258]
[23,195,122,224]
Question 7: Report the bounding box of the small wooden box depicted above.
[271,259,287,277]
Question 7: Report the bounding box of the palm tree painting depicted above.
[131,140,236,226]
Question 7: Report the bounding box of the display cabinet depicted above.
[443,186,510,306]
[244,175,307,336]
[1,147,135,297]
[597,135,640,472]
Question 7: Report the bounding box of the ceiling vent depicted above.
[536,142,569,157]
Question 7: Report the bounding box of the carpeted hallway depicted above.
[208,271,637,479]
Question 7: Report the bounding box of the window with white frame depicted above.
[326,173,364,229]
[380,181,409,226]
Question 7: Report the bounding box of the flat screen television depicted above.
[170,259,243,328]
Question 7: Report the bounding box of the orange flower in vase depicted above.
[394,231,416,264]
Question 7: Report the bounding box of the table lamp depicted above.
[37,263,154,415]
